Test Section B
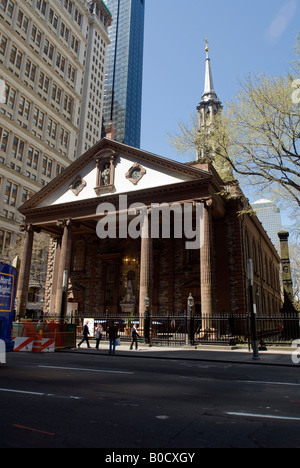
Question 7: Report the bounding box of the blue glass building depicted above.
[103,0,145,148]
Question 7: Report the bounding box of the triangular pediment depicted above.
[19,138,212,213]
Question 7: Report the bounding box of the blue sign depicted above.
[0,263,18,352]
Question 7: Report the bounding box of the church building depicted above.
[16,47,282,331]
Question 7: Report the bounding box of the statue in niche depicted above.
[120,270,136,315]
[102,163,110,186]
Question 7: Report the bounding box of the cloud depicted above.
[266,0,298,44]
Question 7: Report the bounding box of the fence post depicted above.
[144,307,150,345]
[187,294,195,346]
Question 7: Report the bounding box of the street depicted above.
[0,349,300,449]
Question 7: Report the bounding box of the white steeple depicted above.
[197,40,222,129]
[196,41,233,180]
[202,39,220,103]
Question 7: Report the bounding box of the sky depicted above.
[140,0,299,229]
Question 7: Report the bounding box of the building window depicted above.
[47,118,57,140]
[18,96,31,119]
[74,9,82,26]
[0,229,12,254]
[16,10,29,33]
[31,25,42,47]
[27,146,39,169]
[41,156,53,178]
[59,128,69,148]
[21,188,30,204]
[33,108,44,130]
[67,64,75,82]
[0,35,7,57]
[4,84,16,109]
[24,59,37,82]
[11,136,24,161]
[9,45,23,70]
[0,127,9,152]
[0,0,14,18]
[36,0,47,16]
[49,8,58,29]
[4,181,18,206]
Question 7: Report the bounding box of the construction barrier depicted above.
[12,337,34,352]
[31,336,55,354]
[12,322,76,350]
[40,338,55,353]
[32,335,42,353]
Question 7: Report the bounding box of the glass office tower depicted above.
[252,199,282,253]
[103,0,145,148]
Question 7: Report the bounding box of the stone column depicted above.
[55,219,73,320]
[200,199,213,329]
[139,210,151,321]
[278,231,295,311]
[16,224,35,319]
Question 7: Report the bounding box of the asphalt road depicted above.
[1,351,300,449]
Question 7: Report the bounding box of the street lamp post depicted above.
[60,270,68,324]
[187,293,195,346]
[144,296,150,345]
[247,259,260,361]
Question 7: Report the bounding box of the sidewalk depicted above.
[62,339,299,367]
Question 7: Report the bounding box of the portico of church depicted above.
[16,137,281,325]
[16,139,221,321]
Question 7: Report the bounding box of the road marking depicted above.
[13,424,55,436]
[238,380,300,387]
[0,387,81,400]
[0,388,45,396]
[39,365,134,375]
[227,412,300,422]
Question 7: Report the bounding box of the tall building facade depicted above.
[102,0,145,147]
[252,199,282,253]
[76,0,112,155]
[0,0,111,259]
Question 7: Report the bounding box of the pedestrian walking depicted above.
[95,325,103,349]
[78,323,90,348]
[130,324,139,350]
[108,322,118,354]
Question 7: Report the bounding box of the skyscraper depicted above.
[102,0,145,148]
[0,0,111,258]
[252,199,282,253]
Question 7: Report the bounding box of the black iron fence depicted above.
[75,312,300,347]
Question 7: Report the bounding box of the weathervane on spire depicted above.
[204,38,209,52]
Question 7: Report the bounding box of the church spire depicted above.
[197,40,222,129]
[196,41,233,181]
[202,39,219,103]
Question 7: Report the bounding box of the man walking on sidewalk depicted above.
[78,323,90,349]
[108,322,118,355]
[130,324,139,350]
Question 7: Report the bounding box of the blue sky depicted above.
[140,0,299,228]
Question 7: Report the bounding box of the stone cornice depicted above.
[20,177,212,227]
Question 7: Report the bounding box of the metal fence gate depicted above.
[75,312,300,347]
